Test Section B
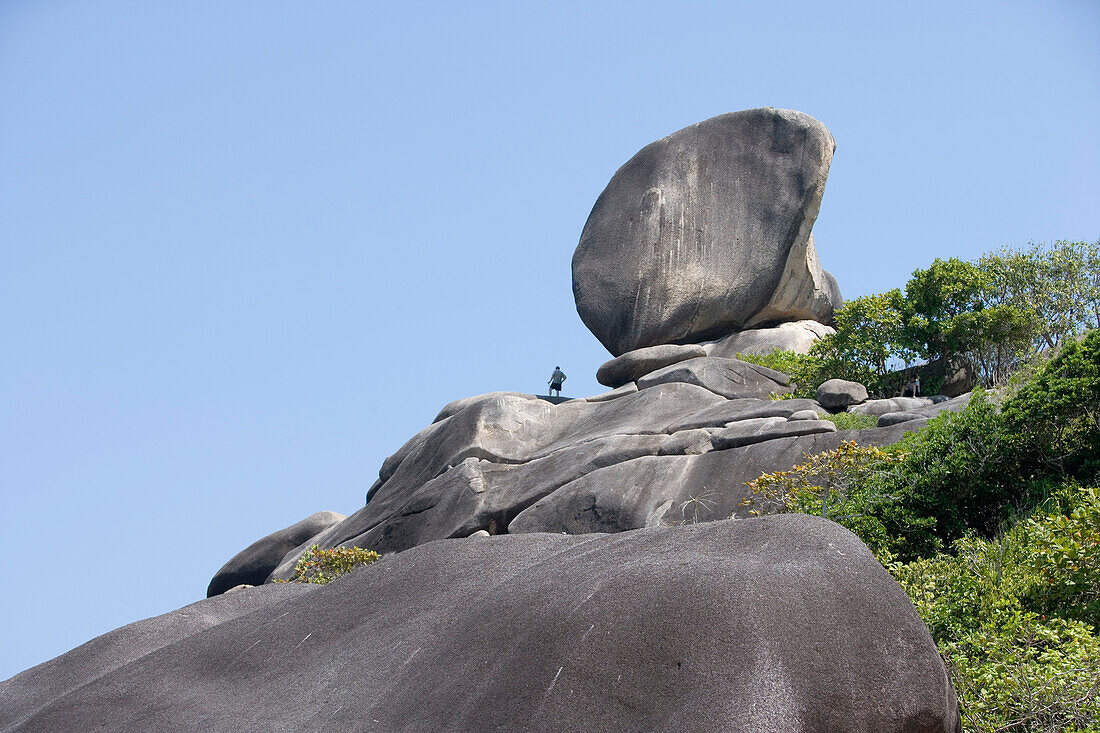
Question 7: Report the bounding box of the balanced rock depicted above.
[596,343,707,388]
[206,510,345,597]
[572,108,841,356]
[817,378,869,410]
[2,518,959,733]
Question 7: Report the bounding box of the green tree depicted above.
[811,289,916,392]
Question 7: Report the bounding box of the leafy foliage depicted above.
[734,349,823,399]
[892,487,1100,732]
[820,411,878,431]
[742,335,1100,731]
[810,290,916,392]
[811,240,1100,393]
[742,441,910,562]
[288,544,381,585]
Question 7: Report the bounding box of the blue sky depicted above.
[1,1,1097,679]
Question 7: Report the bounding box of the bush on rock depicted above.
[284,544,380,585]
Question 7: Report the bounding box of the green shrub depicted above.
[735,349,824,399]
[821,411,879,431]
[891,488,1100,732]
[288,544,381,585]
[741,440,910,562]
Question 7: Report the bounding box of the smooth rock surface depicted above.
[788,408,823,421]
[817,378,869,409]
[596,343,707,388]
[0,584,315,732]
[2,519,959,733]
[572,108,840,355]
[583,382,638,402]
[658,428,715,456]
[636,357,793,400]
[876,393,973,427]
[206,510,345,597]
[878,411,926,427]
[848,396,935,417]
[703,319,835,357]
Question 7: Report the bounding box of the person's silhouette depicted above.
[548,366,566,397]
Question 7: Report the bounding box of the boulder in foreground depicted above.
[1,516,959,733]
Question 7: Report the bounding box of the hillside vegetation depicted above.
[745,242,1100,732]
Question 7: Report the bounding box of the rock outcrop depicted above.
[1,107,969,731]
[2,518,960,733]
[596,343,707,388]
[266,366,919,578]
[206,510,345,597]
[572,108,842,356]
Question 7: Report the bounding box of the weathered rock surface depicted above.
[596,343,707,388]
[268,374,921,579]
[2,518,959,733]
[572,108,841,355]
[635,357,793,399]
[817,378,869,409]
[876,393,973,427]
[0,584,315,732]
[206,510,345,597]
[703,319,835,357]
[583,382,638,402]
[849,396,935,417]
[788,408,822,421]
[506,425,918,537]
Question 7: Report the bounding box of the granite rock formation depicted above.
[206,510,345,597]
[572,108,842,356]
[2,518,960,733]
[1,108,970,732]
[265,363,922,579]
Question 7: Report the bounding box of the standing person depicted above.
[914,375,921,397]
[548,366,566,397]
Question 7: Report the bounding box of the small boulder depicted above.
[710,417,836,450]
[848,396,934,417]
[817,379,868,410]
[658,428,715,456]
[787,409,821,421]
[877,411,925,427]
[596,344,708,388]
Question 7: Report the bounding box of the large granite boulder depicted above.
[2,518,959,733]
[206,510,345,597]
[0,584,316,732]
[876,393,973,427]
[572,108,842,356]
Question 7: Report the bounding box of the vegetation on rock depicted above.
[283,544,381,585]
[742,240,1100,398]
[744,328,1100,731]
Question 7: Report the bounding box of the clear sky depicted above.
[1,1,1097,680]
